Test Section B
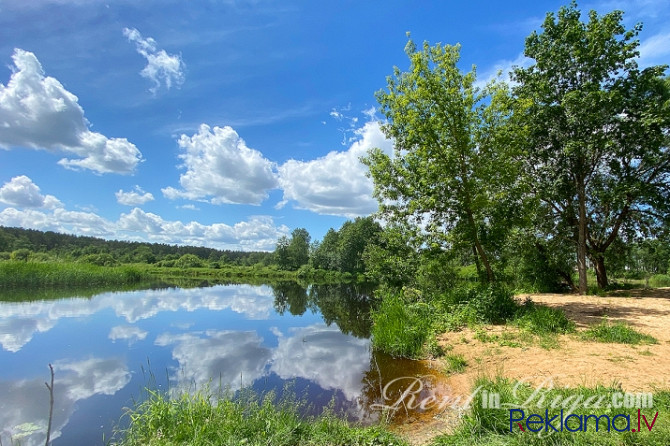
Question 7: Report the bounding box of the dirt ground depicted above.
[395,288,670,445]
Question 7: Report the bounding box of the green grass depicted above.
[513,301,576,334]
[112,389,407,446]
[0,261,145,289]
[581,319,658,345]
[370,291,432,358]
[431,377,670,445]
[443,354,468,374]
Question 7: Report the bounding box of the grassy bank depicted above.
[0,260,363,295]
[112,389,407,446]
[144,264,360,284]
[371,284,575,358]
[433,377,670,445]
[0,261,145,289]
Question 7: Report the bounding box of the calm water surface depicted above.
[0,282,446,445]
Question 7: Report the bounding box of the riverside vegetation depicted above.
[4,2,670,445]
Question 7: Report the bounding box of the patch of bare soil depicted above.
[399,288,670,445]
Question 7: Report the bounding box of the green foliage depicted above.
[363,37,522,283]
[441,284,520,325]
[80,252,118,266]
[10,248,31,262]
[362,224,419,287]
[513,2,670,292]
[443,354,468,374]
[581,319,658,344]
[275,228,311,271]
[649,274,670,287]
[513,300,576,334]
[370,289,431,358]
[113,389,407,446]
[0,261,145,288]
[311,217,382,276]
[174,253,204,268]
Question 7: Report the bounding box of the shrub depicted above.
[649,274,670,287]
[175,254,204,268]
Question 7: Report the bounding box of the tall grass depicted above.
[370,291,432,358]
[0,261,145,288]
[112,389,407,446]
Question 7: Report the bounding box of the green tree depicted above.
[310,228,340,271]
[337,217,382,274]
[513,2,670,292]
[363,37,520,283]
[274,228,311,270]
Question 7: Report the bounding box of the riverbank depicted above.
[0,261,145,288]
[0,260,363,293]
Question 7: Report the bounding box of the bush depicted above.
[175,254,204,268]
[444,284,519,325]
[80,253,118,266]
[649,274,670,287]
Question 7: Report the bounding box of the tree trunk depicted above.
[472,244,482,278]
[576,181,588,295]
[593,254,609,289]
[474,238,495,283]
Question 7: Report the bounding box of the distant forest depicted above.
[0,226,272,266]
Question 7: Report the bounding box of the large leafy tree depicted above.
[363,38,521,282]
[513,2,670,292]
[274,228,311,270]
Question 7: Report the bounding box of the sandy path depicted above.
[396,288,670,445]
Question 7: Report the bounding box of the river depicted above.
[0,282,448,445]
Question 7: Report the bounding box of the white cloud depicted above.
[123,27,185,94]
[162,124,279,205]
[0,200,288,251]
[277,120,392,217]
[271,324,370,402]
[474,52,532,89]
[115,186,155,206]
[108,325,148,343]
[0,175,62,209]
[155,330,272,393]
[0,49,142,174]
[637,31,670,68]
[0,284,276,352]
[0,357,130,446]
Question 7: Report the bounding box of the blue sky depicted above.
[0,0,668,251]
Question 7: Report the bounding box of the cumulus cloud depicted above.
[123,27,185,94]
[162,124,279,205]
[277,120,392,217]
[0,284,276,352]
[271,324,370,401]
[0,176,62,209]
[115,186,155,206]
[156,330,272,393]
[0,357,130,446]
[108,325,148,343]
[0,190,288,251]
[0,49,142,174]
